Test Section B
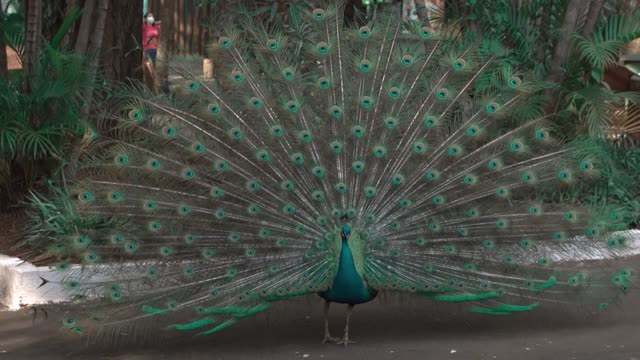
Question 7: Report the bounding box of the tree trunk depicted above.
[547,0,582,84]
[157,0,174,93]
[23,0,42,93]
[0,5,9,80]
[103,1,143,83]
[580,0,605,37]
[74,0,95,55]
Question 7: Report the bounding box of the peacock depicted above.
[24,1,637,347]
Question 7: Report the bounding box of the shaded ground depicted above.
[0,256,639,360]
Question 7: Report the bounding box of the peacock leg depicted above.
[321,300,340,344]
[337,304,357,346]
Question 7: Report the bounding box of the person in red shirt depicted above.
[142,12,160,66]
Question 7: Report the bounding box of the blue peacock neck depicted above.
[318,224,377,305]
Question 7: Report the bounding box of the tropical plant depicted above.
[0,7,96,211]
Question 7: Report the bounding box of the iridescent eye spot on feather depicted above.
[522,172,535,183]
[388,87,401,99]
[163,126,177,137]
[184,234,196,244]
[282,67,295,80]
[496,219,508,228]
[330,141,343,153]
[124,241,138,253]
[214,160,229,172]
[535,130,548,140]
[529,206,542,215]
[186,81,199,91]
[352,125,365,138]
[463,175,477,185]
[282,204,295,215]
[558,170,572,181]
[385,116,398,128]
[496,186,509,197]
[553,232,567,241]
[360,96,373,108]
[249,97,263,108]
[109,191,121,202]
[580,161,594,171]
[208,103,221,113]
[335,182,347,193]
[415,237,425,246]
[256,150,270,162]
[215,209,226,219]
[486,102,500,113]
[245,180,260,191]
[483,239,495,248]
[144,200,157,210]
[330,105,343,119]
[413,140,427,154]
[453,58,466,70]
[366,214,376,223]
[436,88,449,100]
[245,249,256,257]
[487,158,503,170]
[448,145,462,156]
[149,221,162,231]
[359,59,372,72]
[424,115,439,127]
[312,165,325,177]
[228,232,240,242]
[128,109,143,121]
[509,76,522,88]
[178,204,191,215]
[564,211,576,221]
[312,8,325,20]
[291,152,304,165]
[181,168,196,178]
[247,205,261,215]
[586,227,600,236]
[432,195,445,204]
[401,55,414,66]
[147,159,162,170]
[280,180,295,190]
[114,154,128,166]
[160,246,173,256]
[510,140,524,152]
[316,42,329,54]
[365,186,377,197]
[110,233,124,244]
[420,26,431,38]
[312,190,324,201]
[359,26,371,38]
[466,125,479,136]
[467,208,479,217]
[392,174,405,185]
[317,217,328,225]
[266,39,278,50]
[229,127,243,139]
[192,143,205,153]
[287,100,300,112]
[520,239,532,248]
[347,208,357,218]
[271,125,284,136]
[318,77,330,89]
[425,169,440,181]
[231,70,243,82]
[219,36,231,47]
[352,160,365,173]
[373,144,387,157]
[78,192,92,202]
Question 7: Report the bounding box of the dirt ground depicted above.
[0,256,639,360]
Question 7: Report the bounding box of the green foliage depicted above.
[0,8,96,208]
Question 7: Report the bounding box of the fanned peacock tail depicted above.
[28,1,636,340]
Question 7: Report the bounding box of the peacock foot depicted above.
[336,336,356,347]
[321,334,341,344]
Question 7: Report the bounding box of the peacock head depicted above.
[340,215,351,241]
